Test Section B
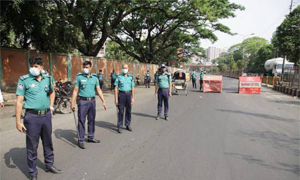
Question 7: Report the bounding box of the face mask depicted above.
[122,69,128,74]
[29,67,41,76]
[83,68,90,74]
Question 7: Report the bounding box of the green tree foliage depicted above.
[104,40,135,61]
[272,5,300,65]
[110,0,243,64]
[213,37,275,73]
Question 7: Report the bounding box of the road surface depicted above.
[0,77,299,180]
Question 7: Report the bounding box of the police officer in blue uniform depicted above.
[114,64,135,134]
[97,69,104,90]
[145,70,151,88]
[15,57,62,180]
[110,69,117,91]
[155,64,172,121]
[71,61,107,149]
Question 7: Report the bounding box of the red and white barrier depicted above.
[239,76,261,94]
[203,75,222,93]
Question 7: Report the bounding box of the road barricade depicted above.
[239,76,261,94]
[203,75,222,93]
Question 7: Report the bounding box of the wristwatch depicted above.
[50,106,54,111]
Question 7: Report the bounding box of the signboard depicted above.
[239,76,261,94]
[203,75,222,93]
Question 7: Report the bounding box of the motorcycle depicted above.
[136,76,141,85]
[56,80,72,95]
[54,88,72,114]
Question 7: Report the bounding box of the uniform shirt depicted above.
[200,73,205,80]
[146,72,151,79]
[111,72,117,80]
[155,73,172,89]
[97,73,104,82]
[192,73,197,79]
[75,73,99,98]
[16,73,54,110]
[114,74,135,91]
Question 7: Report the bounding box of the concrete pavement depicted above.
[0,77,299,180]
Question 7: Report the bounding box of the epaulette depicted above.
[91,73,97,76]
[128,74,133,77]
[76,72,83,76]
[20,74,30,80]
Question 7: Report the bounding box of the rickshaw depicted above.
[172,69,188,96]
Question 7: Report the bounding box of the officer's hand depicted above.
[155,92,157,96]
[102,102,107,110]
[16,123,26,133]
[0,102,4,109]
[115,100,118,106]
[131,98,134,105]
[169,92,172,97]
[71,103,75,111]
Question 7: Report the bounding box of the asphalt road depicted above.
[0,77,299,180]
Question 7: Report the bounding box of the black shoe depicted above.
[165,117,169,121]
[126,126,132,132]
[78,142,86,149]
[29,175,37,180]
[45,166,63,174]
[117,127,122,134]
[156,116,160,120]
[87,138,100,143]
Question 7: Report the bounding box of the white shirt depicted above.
[0,89,3,103]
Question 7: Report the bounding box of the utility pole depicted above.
[282,0,293,80]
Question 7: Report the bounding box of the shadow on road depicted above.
[271,100,300,106]
[225,152,300,175]
[4,147,44,178]
[53,129,78,147]
[216,109,297,123]
[95,121,119,134]
[132,112,157,119]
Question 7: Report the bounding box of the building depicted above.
[206,47,225,62]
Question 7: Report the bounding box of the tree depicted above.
[110,0,244,64]
[272,5,300,65]
[104,40,135,61]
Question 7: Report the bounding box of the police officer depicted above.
[145,70,151,88]
[155,64,172,121]
[199,71,205,91]
[191,71,197,88]
[15,57,62,180]
[97,69,104,90]
[114,64,135,134]
[110,69,117,91]
[71,61,107,149]
[0,88,4,108]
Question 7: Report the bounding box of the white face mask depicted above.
[29,67,41,76]
[83,68,90,74]
[122,69,128,74]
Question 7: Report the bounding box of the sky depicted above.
[201,0,300,50]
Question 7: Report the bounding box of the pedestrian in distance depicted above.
[97,69,105,90]
[110,69,117,91]
[0,88,4,108]
[155,64,172,121]
[191,71,197,88]
[70,61,107,149]
[15,56,62,180]
[114,64,135,134]
[145,70,151,88]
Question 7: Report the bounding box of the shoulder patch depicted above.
[77,72,83,76]
[20,74,30,80]
[91,73,97,77]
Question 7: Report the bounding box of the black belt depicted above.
[79,97,95,101]
[26,109,50,115]
[159,88,169,90]
[119,90,132,93]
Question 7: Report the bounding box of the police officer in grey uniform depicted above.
[114,64,135,134]
[71,61,107,149]
[15,57,62,180]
